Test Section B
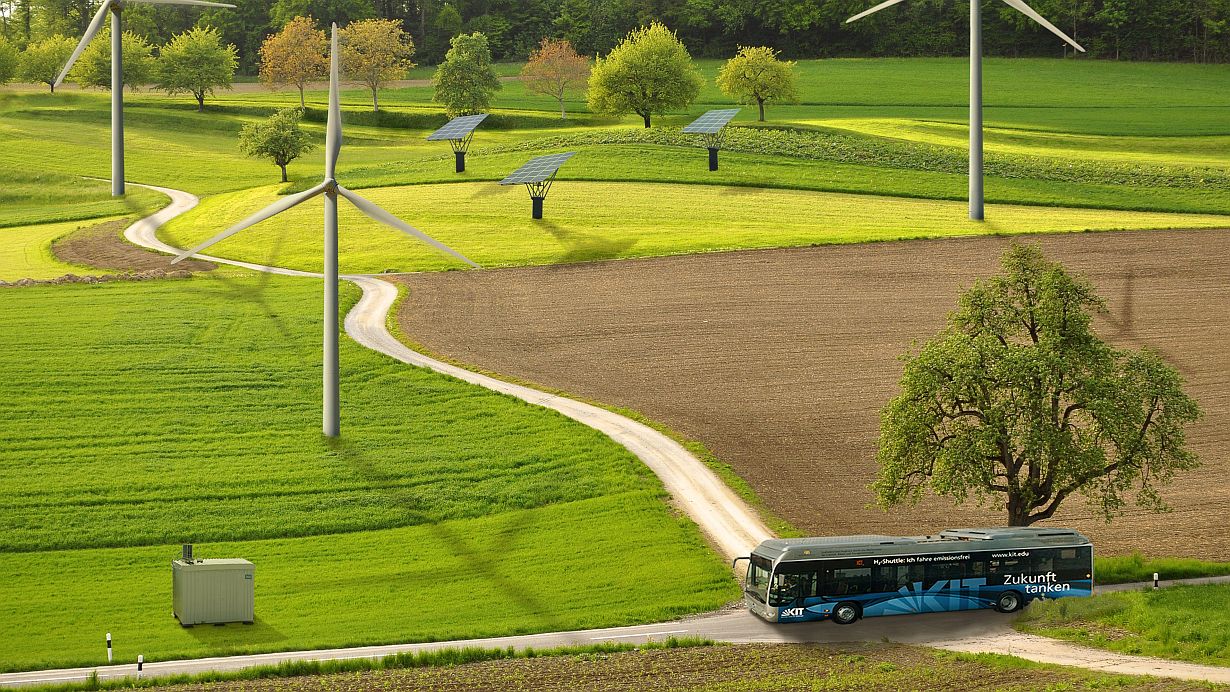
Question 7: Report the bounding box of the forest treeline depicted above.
[2,0,1228,72]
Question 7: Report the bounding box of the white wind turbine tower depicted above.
[56,0,235,197]
[172,24,479,438]
[847,0,1084,220]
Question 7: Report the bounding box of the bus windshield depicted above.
[746,555,772,603]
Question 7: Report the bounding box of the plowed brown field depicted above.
[395,229,1230,559]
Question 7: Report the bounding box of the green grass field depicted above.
[2,55,1229,675]
[0,277,736,671]
[161,181,1230,274]
[1019,584,1230,666]
[0,217,127,280]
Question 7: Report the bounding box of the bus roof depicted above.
[752,527,1091,563]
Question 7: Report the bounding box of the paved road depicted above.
[0,184,1200,688]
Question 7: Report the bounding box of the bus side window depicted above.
[832,567,872,595]
[967,560,987,579]
[1033,553,1055,574]
[1055,547,1091,580]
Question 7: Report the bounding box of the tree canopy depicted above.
[238,106,316,182]
[17,35,74,92]
[155,26,238,111]
[0,38,18,84]
[521,37,589,119]
[258,15,327,108]
[587,22,702,128]
[69,28,154,90]
[340,17,414,112]
[875,244,1201,526]
[432,31,500,117]
[716,46,798,122]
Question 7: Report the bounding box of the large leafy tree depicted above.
[238,106,316,182]
[432,31,499,117]
[156,26,238,111]
[0,37,18,84]
[876,244,1200,526]
[716,45,798,122]
[587,22,702,128]
[17,35,74,92]
[258,15,327,108]
[340,17,414,113]
[69,28,154,90]
[520,37,589,119]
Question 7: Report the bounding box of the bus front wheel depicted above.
[831,602,861,625]
[995,591,1023,613]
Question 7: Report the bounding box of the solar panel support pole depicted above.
[708,148,719,171]
[532,196,544,219]
[455,151,466,173]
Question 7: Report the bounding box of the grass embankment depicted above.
[0,276,736,671]
[67,643,1223,692]
[1020,584,1230,667]
[0,217,129,281]
[1097,554,1230,585]
[161,180,1230,274]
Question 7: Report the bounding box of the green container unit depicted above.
[172,559,255,626]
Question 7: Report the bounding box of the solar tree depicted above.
[683,109,740,171]
[427,113,488,173]
[499,152,576,220]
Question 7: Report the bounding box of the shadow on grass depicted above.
[326,436,568,634]
[538,219,637,265]
[181,618,288,647]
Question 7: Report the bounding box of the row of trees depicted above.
[0,27,237,108]
[2,0,1228,70]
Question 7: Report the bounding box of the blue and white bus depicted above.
[737,527,1093,624]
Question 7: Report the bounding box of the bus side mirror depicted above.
[732,556,750,569]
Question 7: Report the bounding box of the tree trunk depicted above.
[49,81,55,93]
[559,97,566,119]
[196,91,205,112]
[757,97,765,122]
[642,112,650,128]
[279,163,287,183]
[372,86,379,113]
[299,85,305,109]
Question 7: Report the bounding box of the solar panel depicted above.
[499,152,576,185]
[682,109,740,134]
[426,114,489,141]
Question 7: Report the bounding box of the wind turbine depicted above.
[56,0,234,197]
[171,24,479,438]
[847,0,1084,220]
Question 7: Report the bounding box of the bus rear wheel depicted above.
[831,602,861,625]
[995,591,1023,613]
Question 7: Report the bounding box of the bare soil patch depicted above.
[396,229,1230,559]
[149,643,1213,691]
[52,218,215,273]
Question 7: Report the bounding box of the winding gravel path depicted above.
[0,182,1207,688]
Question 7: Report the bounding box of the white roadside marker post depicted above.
[137,654,143,679]
[106,632,112,663]
[1154,572,1160,589]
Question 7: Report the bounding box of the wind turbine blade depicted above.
[336,185,479,268]
[55,0,112,89]
[325,23,342,179]
[846,0,908,23]
[171,182,328,264]
[126,0,235,6]
[1000,0,1086,51]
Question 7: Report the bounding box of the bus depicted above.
[736,527,1092,624]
